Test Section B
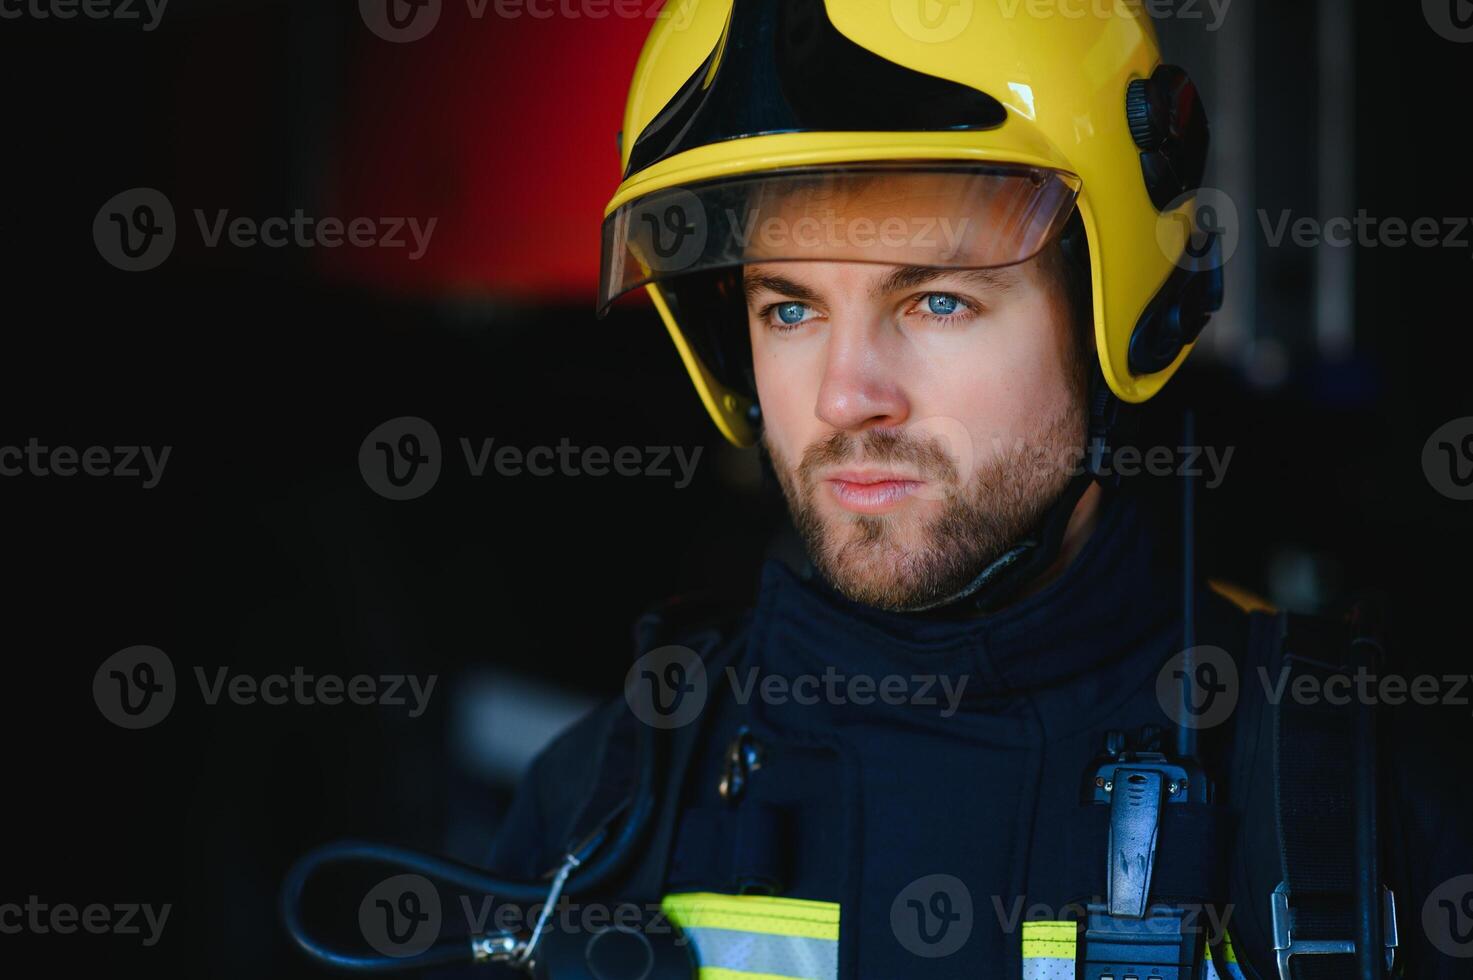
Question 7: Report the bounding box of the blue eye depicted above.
[925,293,961,316]
[776,302,809,325]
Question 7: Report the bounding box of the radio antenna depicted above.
[1177,408,1198,761]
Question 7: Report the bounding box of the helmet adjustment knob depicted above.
[1125,78,1164,150]
[1125,65,1209,211]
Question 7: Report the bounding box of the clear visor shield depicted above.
[598,163,1081,313]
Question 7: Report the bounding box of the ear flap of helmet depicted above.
[657,269,756,405]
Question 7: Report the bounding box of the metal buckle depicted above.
[718,725,762,803]
[1271,881,1398,979]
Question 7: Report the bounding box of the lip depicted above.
[824,470,926,514]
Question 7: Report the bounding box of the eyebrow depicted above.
[871,265,1020,297]
[742,265,1020,305]
[743,271,823,305]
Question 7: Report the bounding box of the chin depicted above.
[818,522,937,604]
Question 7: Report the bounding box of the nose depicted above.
[813,321,911,434]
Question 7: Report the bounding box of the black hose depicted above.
[280,709,659,972]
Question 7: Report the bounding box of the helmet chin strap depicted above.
[900,363,1129,618]
[902,467,1098,617]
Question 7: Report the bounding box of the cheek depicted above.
[751,329,819,464]
[917,298,1074,443]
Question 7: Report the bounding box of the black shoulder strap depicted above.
[1226,602,1393,980]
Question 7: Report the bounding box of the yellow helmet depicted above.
[598,0,1219,447]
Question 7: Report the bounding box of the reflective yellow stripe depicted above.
[1021,920,1076,959]
[663,898,1248,979]
[1208,931,1248,979]
[663,893,840,941]
[1022,921,1077,979]
[662,893,841,980]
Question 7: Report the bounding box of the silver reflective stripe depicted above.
[1022,956,1076,979]
[682,925,838,980]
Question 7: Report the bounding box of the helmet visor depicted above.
[598,162,1081,314]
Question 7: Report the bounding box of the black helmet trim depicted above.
[624,0,1007,180]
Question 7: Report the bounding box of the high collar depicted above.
[745,488,1181,711]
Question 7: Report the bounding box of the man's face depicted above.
[746,252,1089,611]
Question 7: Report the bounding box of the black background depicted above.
[1,0,1470,975]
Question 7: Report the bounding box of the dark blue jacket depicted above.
[485,489,1467,979]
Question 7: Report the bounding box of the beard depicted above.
[764,395,1088,613]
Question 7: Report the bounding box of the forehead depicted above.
[739,170,1051,266]
[742,261,1030,301]
[758,171,977,215]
